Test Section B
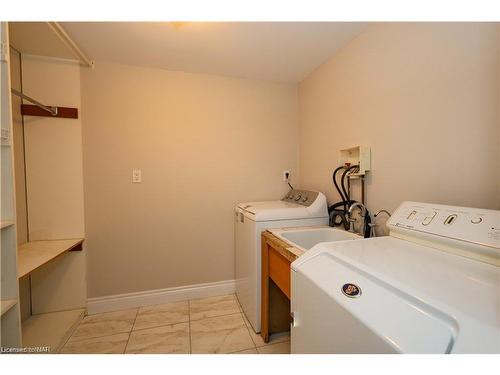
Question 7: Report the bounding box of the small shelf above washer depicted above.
[339,145,371,176]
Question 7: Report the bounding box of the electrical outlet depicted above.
[283,170,290,182]
[132,169,142,183]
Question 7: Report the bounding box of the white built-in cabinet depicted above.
[1,22,22,349]
[1,22,87,353]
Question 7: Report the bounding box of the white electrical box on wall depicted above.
[339,145,371,176]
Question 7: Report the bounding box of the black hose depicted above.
[363,210,372,238]
[329,207,353,230]
[330,165,357,229]
[341,165,359,204]
[329,164,363,229]
[332,166,347,212]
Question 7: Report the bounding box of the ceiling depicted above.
[10,22,368,83]
[9,22,76,60]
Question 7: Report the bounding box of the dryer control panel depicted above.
[387,201,500,250]
[282,189,319,207]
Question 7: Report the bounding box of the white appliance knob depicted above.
[471,216,482,224]
[302,196,308,202]
[295,194,302,201]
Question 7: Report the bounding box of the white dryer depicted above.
[235,189,328,333]
[291,201,500,353]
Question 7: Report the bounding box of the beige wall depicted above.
[299,23,500,235]
[81,62,298,297]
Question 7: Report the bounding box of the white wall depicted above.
[298,23,500,235]
[81,62,298,298]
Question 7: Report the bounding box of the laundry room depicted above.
[0,1,499,373]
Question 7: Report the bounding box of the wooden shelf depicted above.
[1,299,18,316]
[17,239,84,278]
[1,220,15,229]
[22,309,85,353]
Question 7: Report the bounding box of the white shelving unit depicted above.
[13,239,86,352]
[0,21,22,348]
[2,22,88,352]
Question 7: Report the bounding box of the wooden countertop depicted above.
[262,230,304,262]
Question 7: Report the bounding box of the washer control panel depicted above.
[282,189,319,207]
[388,201,500,249]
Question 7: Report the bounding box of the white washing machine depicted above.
[235,189,328,333]
[291,201,500,353]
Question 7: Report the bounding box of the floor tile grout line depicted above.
[67,294,249,354]
[130,319,190,333]
[123,308,140,354]
[189,310,242,323]
[58,314,85,353]
[189,294,239,318]
[240,313,290,349]
[235,295,258,345]
[70,305,234,350]
[129,300,190,333]
[189,308,255,354]
[62,330,134,344]
[239,312,258,350]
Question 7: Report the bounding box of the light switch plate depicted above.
[1,128,10,145]
[132,169,142,183]
[1,41,8,62]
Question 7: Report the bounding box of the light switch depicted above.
[132,169,142,183]
[1,128,10,145]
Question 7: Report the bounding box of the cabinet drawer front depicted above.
[268,247,291,298]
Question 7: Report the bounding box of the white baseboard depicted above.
[87,279,236,315]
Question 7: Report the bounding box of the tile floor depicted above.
[60,294,290,354]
